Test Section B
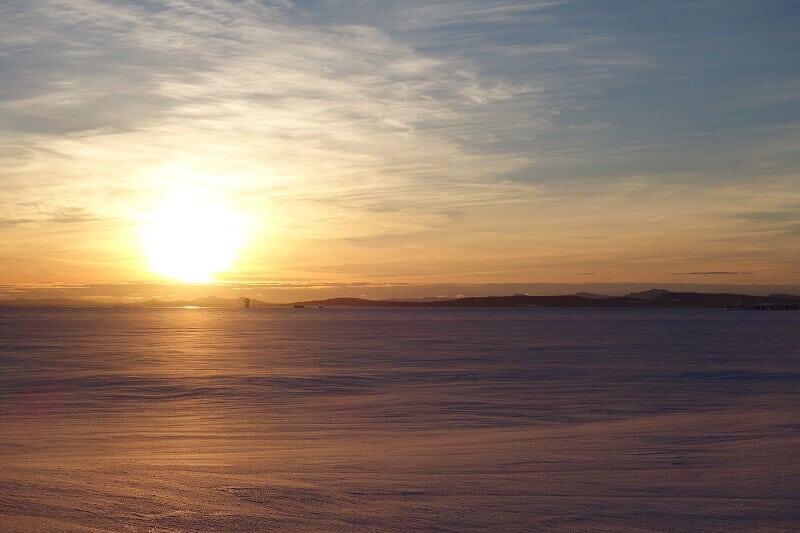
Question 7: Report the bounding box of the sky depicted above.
[1,0,799,299]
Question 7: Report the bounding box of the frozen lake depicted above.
[1,307,798,530]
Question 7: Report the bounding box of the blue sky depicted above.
[0,0,798,294]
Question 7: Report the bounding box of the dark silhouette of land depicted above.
[2,290,799,309]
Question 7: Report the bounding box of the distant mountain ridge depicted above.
[626,288,672,301]
[3,289,797,309]
[573,292,612,299]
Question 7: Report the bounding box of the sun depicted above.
[142,186,248,283]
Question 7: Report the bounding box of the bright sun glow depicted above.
[143,185,249,283]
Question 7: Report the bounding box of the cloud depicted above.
[0,207,99,227]
[1,0,559,267]
[1,1,799,285]
[1,0,542,185]
[728,205,800,237]
[671,272,752,276]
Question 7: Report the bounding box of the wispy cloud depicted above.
[1,1,799,285]
[0,205,99,226]
[671,272,752,276]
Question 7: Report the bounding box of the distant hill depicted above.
[382,296,455,302]
[768,294,800,303]
[1,291,798,309]
[573,292,612,299]
[293,292,800,309]
[645,291,800,308]
[626,288,672,301]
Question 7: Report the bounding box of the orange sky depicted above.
[1,1,798,292]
